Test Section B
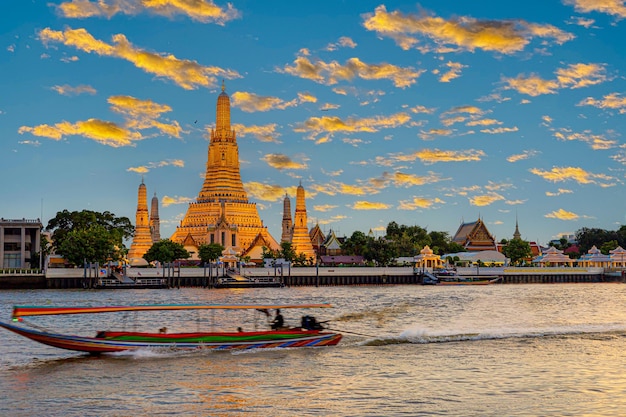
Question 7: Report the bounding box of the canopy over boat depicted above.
[12,303,334,318]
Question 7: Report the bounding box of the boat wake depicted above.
[358,324,626,346]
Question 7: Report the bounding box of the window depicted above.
[231,233,236,246]
[4,242,20,251]
[3,253,21,268]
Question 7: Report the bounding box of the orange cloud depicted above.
[362,5,573,54]
[262,154,308,170]
[243,182,286,202]
[419,128,454,140]
[313,204,338,212]
[564,0,626,19]
[507,150,539,162]
[546,188,573,196]
[384,171,447,187]
[579,92,626,113]
[39,27,240,90]
[469,192,505,206]
[480,126,518,134]
[127,159,184,174]
[351,201,392,210]
[545,208,579,220]
[109,95,183,138]
[530,166,616,186]
[162,195,195,207]
[438,61,465,82]
[233,123,281,143]
[394,148,485,164]
[553,129,617,150]
[294,112,411,143]
[397,197,444,209]
[310,180,380,196]
[231,91,299,112]
[51,84,97,96]
[280,55,424,88]
[56,0,240,24]
[18,119,142,147]
[504,63,607,96]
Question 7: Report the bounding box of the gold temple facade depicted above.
[128,180,153,265]
[290,183,316,262]
[170,83,280,257]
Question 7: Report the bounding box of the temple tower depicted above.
[128,179,154,265]
[150,192,161,243]
[170,82,280,255]
[290,182,316,262]
[281,193,293,243]
[513,215,521,240]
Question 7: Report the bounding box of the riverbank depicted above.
[0,266,620,289]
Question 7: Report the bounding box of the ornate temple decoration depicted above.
[170,83,280,258]
[128,179,153,265]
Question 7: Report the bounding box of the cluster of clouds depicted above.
[13,0,626,231]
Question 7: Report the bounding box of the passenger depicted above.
[271,309,284,330]
[237,327,243,332]
[159,327,167,334]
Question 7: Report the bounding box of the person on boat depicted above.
[271,309,284,330]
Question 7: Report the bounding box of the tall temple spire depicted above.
[197,82,247,203]
[150,192,161,243]
[513,214,521,240]
[170,84,280,257]
[128,180,153,265]
[281,193,293,243]
[291,183,316,262]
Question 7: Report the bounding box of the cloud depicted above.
[280,54,424,88]
[127,159,184,174]
[409,105,436,114]
[507,149,539,162]
[546,188,573,196]
[392,148,486,164]
[382,171,448,187]
[262,154,308,170]
[480,126,518,134]
[231,91,303,112]
[161,195,194,207]
[294,112,411,143]
[469,192,505,206]
[545,208,579,220]
[553,129,618,150]
[18,119,142,147]
[362,5,573,54]
[233,123,281,143]
[578,92,626,113]
[56,0,240,24]
[39,27,240,90]
[466,118,502,127]
[419,128,454,140]
[350,201,392,210]
[503,62,607,96]
[326,36,357,51]
[310,180,380,196]
[313,204,338,212]
[243,181,286,202]
[397,196,444,209]
[18,140,41,147]
[564,0,626,19]
[530,166,616,186]
[109,95,183,138]
[438,61,466,82]
[51,84,97,96]
[567,16,596,28]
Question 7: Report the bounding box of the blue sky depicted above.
[3,0,626,246]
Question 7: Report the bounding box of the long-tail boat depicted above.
[0,304,342,354]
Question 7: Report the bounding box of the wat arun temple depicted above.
[169,83,282,259]
[127,83,321,264]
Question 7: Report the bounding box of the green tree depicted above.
[280,242,296,262]
[365,237,398,266]
[341,231,371,256]
[198,243,224,264]
[57,224,124,266]
[143,239,190,264]
[501,238,532,266]
[46,209,134,254]
[600,240,619,255]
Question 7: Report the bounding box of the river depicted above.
[2,283,626,416]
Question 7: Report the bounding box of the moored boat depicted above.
[0,304,342,354]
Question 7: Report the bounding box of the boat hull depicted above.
[0,321,342,354]
[437,277,501,285]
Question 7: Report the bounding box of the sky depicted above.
[3,0,626,247]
